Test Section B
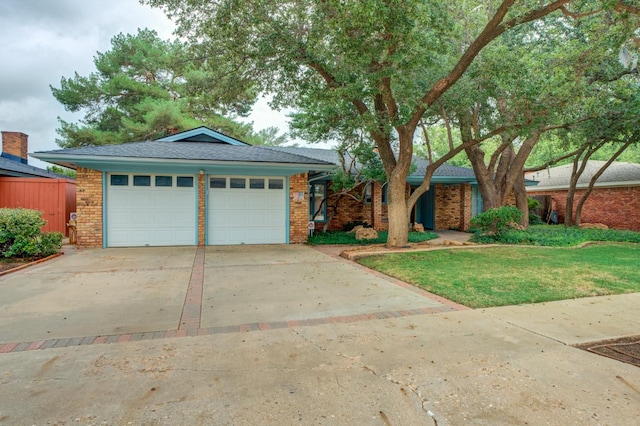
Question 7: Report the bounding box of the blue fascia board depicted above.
[156,127,248,145]
[31,155,335,176]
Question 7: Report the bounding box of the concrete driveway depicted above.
[1,245,639,425]
[0,245,456,347]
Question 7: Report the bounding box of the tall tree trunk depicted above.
[386,175,410,247]
[376,127,413,248]
[513,172,529,227]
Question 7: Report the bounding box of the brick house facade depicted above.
[34,127,480,247]
[528,187,640,231]
[320,181,474,232]
[527,161,640,231]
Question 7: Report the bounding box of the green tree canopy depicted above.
[51,29,287,147]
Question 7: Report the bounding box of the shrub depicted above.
[0,208,63,258]
[529,213,544,225]
[470,206,523,237]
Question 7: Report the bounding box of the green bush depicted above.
[0,208,63,258]
[474,224,640,246]
[470,206,523,237]
[529,213,544,225]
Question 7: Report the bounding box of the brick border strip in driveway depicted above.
[0,304,459,354]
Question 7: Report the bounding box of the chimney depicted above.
[1,131,29,164]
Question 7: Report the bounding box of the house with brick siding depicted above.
[526,161,640,231]
[32,127,481,248]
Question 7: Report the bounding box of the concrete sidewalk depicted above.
[0,294,638,425]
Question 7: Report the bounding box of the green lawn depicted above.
[358,243,640,308]
[308,230,438,245]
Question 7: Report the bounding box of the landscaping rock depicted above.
[347,225,364,234]
[579,223,609,230]
[412,223,425,233]
[507,221,526,231]
[355,228,379,240]
[443,240,464,246]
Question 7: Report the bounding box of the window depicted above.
[381,183,388,204]
[230,178,246,189]
[268,178,284,189]
[364,183,372,204]
[133,175,151,186]
[176,176,194,187]
[155,176,172,187]
[110,175,128,186]
[210,177,226,188]
[309,183,326,221]
[249,178,265,189]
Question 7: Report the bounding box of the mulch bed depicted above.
[575,335,640,368]
[0,259,31,273]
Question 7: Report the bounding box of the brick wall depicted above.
[323,182,389,231]
[76,167,103,247]
[1,131,28,161]
[289,173,309,243]
[434,184,472,231]
[529,186,640,231]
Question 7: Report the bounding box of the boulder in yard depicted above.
[412,223,425,233]
[579,223,609,230]
[355,227,379,241]
[347,225,364,234]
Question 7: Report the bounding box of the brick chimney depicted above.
[1,131,29,164]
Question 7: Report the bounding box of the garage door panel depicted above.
[107,174,196,247]
[208,175,286,245]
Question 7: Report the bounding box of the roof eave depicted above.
[30,153,336,174]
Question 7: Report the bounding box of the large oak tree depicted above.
[147,0,633,246]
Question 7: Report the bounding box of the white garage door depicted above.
[106,173,197,247]
[208,176,286,245]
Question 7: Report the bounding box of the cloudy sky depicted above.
[0,0,289,168]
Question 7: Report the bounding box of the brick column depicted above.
[76,167,103,247]
[459,183,472,231]
[289,173,309,243]
[198,173,206,246]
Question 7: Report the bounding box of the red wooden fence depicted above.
[0,178,77,236]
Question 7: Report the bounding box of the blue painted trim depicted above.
[102,171,107,248]
[155,126,248,145]
[285,177,290,244]
[36,158,332,176]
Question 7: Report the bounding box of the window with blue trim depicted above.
[309,183,326,221]
[381,183,388,204]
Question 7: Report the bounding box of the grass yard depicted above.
[358,243,640,308]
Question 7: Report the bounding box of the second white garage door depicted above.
[208,176,286,245]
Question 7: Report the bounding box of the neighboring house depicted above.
[32,126,480,248]
[526,161,640,231]
[0,131,76,235]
